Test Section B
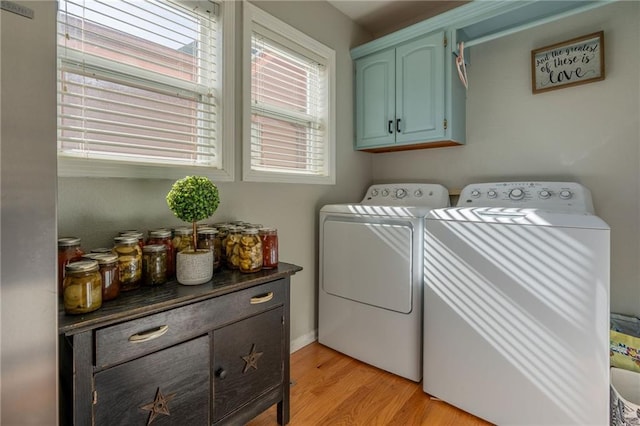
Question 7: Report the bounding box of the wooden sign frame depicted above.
[531,31,605,94]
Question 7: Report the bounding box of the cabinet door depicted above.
[355,48,395,149]
[94,336,210,425]
[213,307,284,423]
[395,32,445,144]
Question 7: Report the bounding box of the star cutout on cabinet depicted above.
[140,387,177,425]
[241,344,264,373]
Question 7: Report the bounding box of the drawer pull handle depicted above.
[250,292,274,304]
[128,325,169,343]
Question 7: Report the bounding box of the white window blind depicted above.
[57,0,222,170]
[243,4,335,184]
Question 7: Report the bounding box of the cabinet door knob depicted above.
[216,368,227,379]
[396,118,402,133]
[388,120,393,134]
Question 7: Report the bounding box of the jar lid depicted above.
[121,231,143,239]
[197,228,218,235]
[149,229,171,238]
[84,253,118,264]
[114,236,138,245]
[259,227,277,233]
[65,260,99,273]
[242,228,259,235]
[143,244,166,253]
[173,227,193,235]
[58,237,81,247]
[90,247,113,254]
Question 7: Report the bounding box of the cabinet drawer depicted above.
[94,336,210,425]
[96,280,285,369]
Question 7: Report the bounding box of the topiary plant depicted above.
[167,176,220,251]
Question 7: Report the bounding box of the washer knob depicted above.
[414,189,423,197]
[395,188,407,199]
[470,190,481,198]
[371,189,379,197]
[559,190,572,200]
[538,190,551,199]
[487,190,497,199]
[509,188,525,200]
[381,189,389,197]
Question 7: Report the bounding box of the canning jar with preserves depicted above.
[63,260,102,314]
[197,228,221,271]
[58,237,85,295]
[239,228,263,273]
[224,226,243,269]
[173,227,194,253]
[83,253,120,301]
[259,227,279,269]
[148,229,175,279]
[113,236,142,291]
[142,244,167,286]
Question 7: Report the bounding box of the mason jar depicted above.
[173,227,194,253]
[259,227,279,269]
[113,236,142,291]
[224,226,243,269]
[83,252,120,301]
[197,227,221,271]
[148,229,175,279]
[239,228,263,273]
[120,230,145,250]
[58,237,85,295]
[63,260,102,314]
[142,244,168,286]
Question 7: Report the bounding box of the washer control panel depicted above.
[362,183,450,207]
[458,182,594,213]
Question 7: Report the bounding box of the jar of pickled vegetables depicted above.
[239,228,263,273]
[148,229,175,279]
[216,225,230,258]
[113,236,142,292]
[173,227,194,253]
[224,226,243,269]
[63,260,102,314]
[83,253,120,301]
[259,227,279,269]
[197,228,221,271]
[58,237,85,295]
[142,244,167,286]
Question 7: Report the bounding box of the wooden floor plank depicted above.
[247,342,492,426]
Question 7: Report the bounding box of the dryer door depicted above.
[321,217,413,314]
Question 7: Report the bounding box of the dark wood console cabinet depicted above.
[59,263,302,425]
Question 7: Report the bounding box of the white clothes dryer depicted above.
[319,183,450,382]
[423,182,610,425]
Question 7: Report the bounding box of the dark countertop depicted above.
[59,262,303,335]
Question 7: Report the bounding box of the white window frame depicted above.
[242,2,336,185]
[57,0,236,181]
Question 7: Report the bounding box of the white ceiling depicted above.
[327,0,468,37]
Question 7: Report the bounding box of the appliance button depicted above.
[509,188,525,200]
[538,190,551,199]
[559,190,572,200]
[487,190,497,199]
[470,190,481,198]
[381,189,389,197]
[371,189,378,197]
[395,188,407,199]
[414,189,423,197]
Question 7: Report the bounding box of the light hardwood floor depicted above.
[247,342,492,426]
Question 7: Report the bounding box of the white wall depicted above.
[371,2,640,316]
[57,1,373,351]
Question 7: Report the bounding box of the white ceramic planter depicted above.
[176,249,213,285]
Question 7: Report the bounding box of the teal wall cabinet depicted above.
[354,31,465,153]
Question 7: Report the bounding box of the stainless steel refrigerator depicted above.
[1,1,58,423]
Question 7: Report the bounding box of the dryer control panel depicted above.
[361,183,449,207]
[457,181,595,213]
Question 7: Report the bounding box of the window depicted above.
[57,0,234,180]
[243,3,336,184]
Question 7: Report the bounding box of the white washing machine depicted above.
[319,183,450,382]
[423,182,610,425]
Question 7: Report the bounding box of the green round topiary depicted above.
[167,176,220,249]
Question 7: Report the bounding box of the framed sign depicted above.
[531,31,604,94]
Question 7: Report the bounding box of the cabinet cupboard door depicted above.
[213,307,284,423]
[395,32,445,144]
[355,49,395,148]
[94,336,210,425]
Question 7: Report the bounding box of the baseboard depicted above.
[290,329,317,353]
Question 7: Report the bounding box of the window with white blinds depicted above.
[57,0,234,180]
[243,3,335,184]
